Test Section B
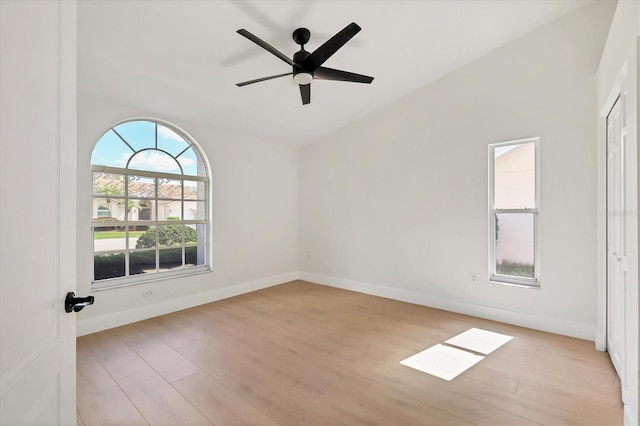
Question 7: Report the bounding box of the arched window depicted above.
[91,119,210,287]
[96,205,111,218]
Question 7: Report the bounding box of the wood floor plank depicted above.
[76,341,148,426]
[517,378,624,425]
[212,322,474,425]
[109,324,201,383]
[140,315,202,349]
[79,331,149,380]
[173,370,279,426]
[116,368,212,425]
[481,352,623,408]
[78,280,623,426]
[175,340,344,425]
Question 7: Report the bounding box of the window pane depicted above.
[91,130,134,168]
[185,201,206,220]
[157,125,189,156]
[184,180,205,200]
[134,225,156,249]
[93,173,125,196]
[495,212,535,278]
[113,120,155,152]
[494,142,535,209]
[129,199,155,221]
[161,201,182,220]
[186,224,206,267]
[178,147,205,177]
[130,250,157,275]
[159,248,183,271]
[185,224,200,246]
[128,175,155,198]
[128,150,182,174]
[127,225,146,249]
[158,178,182,200]
[94,252,125,280]
[94,226,127,252]
[158,224,184,247]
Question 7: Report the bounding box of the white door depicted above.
[606,95,626,380]
[0,1,78,425]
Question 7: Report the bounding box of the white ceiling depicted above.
[78,0,591,147]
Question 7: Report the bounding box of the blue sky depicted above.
[91,121,199,176]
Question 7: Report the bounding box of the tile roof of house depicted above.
[93,176,198,200]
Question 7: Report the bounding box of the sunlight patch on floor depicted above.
[445,328,513,355]
[400,328,514,380]
[400,344,484,381]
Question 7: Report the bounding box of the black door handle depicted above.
[65,292,94,313]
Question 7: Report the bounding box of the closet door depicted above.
[606,94,626,381]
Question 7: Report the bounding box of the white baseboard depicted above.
[299,272,595,341]
[78,270,596,341]
[76,272,299,336]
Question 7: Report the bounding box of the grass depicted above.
[94,231,144,240]
[496,262,534,278]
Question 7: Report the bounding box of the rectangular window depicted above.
[91,169,208,288]
[489,138,539,287]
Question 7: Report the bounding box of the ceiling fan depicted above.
[235,22,374,105]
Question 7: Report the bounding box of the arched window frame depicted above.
[90,118,211,289]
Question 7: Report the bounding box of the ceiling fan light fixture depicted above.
[294,72,313,85]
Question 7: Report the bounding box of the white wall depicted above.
[596,1,639,424]
[76,93,299,333]
[299,1,615,340]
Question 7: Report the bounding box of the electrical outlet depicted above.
[142,290,153,297]
[470,272,478,282]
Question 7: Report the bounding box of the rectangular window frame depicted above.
[91,165,209,290]
[488,137,540,288]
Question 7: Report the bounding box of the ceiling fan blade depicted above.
[299,84,310,105]
[236,72,292,87]
[314,67,374,84]
[237,29,297,67]
[302,22,361,71]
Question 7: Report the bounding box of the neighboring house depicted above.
[92,176,199,223]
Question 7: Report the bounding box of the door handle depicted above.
[65,292,94,313]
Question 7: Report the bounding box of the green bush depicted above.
[136,225,197,249]
[94,253,125,280]
[94,246,202,280]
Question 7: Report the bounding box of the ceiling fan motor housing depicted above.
[293,49,312,83]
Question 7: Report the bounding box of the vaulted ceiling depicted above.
[78,0,591,147]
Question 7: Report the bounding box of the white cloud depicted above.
[114,150,194,173]
[128,151,181,172]
[178,157,194,167]
[158,125,184,142]
[114,153,133,167]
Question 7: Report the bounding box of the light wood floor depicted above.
[77,280,623,425]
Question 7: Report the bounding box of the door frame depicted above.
[596,49,640,426]
[597,63,627,353]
